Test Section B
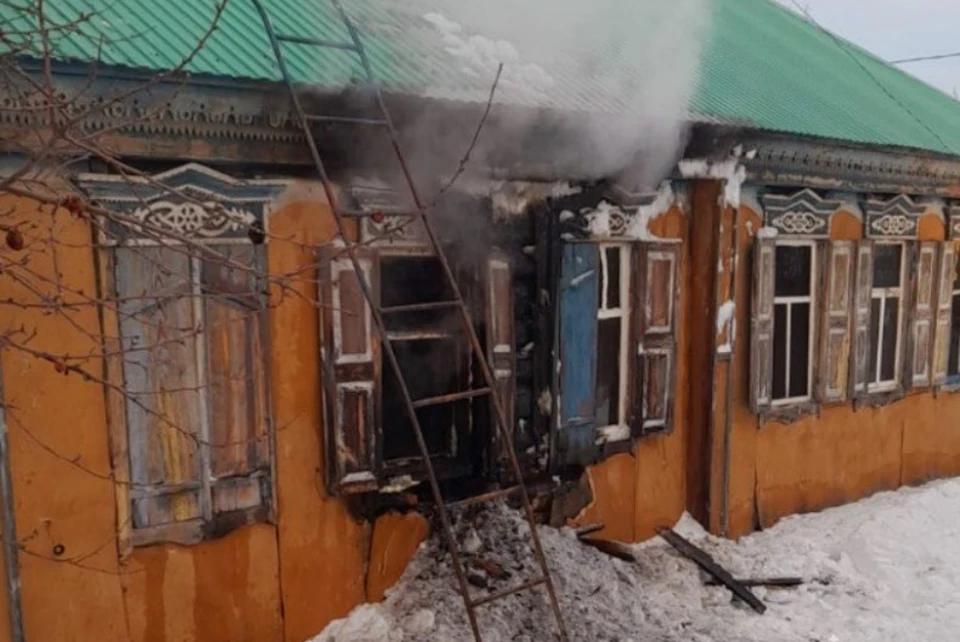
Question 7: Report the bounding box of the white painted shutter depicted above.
[750,237,775,413]
[486,250,517,470]
[850,241,875,399]
[932,242,956,386]
[319,248,380,494]
[818,241,854,403]
[631,244,679,436]
[910,242,937,387]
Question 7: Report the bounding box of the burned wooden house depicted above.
[3,0,960,640]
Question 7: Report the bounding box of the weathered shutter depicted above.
[558,243,600,467]
[631,244,679,436]
[486,250,517,470]
[850,240,875,399]
[932,242,956,386]
[319,248,380,493]
[750,237,775,413]
[202,245,270,514]
[910,242,937,387]
[818,241,854,403]
[116,247,204,537]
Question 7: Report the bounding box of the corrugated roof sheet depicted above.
[4,0,960,156]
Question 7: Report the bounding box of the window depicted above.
[868,243,905,389]
[948,250,960,378]
[557,242,679,467]
[114,244,271,546]
[595,245,631,428]
[322,249,511,493]
[379,254,470,475]
[771,243,816,404]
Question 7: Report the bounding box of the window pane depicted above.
[604,247,621,310]
[381,256,456,332]
[950,294,960,376]
[870,298,882,383]
[775,245,812,297]
[772,304,788,400]
[382,338,461,461]
[789,302,811,397]
[873,245,903,289]
[880,298,899,382]
[595,318,622,426]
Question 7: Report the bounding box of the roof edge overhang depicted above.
[686,123,960,197]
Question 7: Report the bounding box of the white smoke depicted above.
[415,0,713,188]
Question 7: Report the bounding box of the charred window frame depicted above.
[322,245,514,494]
[595,244,632,431]
[946,248,960,383]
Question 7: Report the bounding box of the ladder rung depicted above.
[469,576,547,608]
[276,34,357,50]
[305,114,388,126]
[380,301,462,315]
[446,485,521,510]
[411,388,491,409]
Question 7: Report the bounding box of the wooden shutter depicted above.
[818,241,854,403]
[319,248,380,493]
[910,242,937,387]
[850,240,875,399]
[557,243,600,467]
[932,242,956,386]
[631,244,679,436]
[116,247,204,535]
[201,246,270,514]
[750,237,775,413]
[486,250,517,470]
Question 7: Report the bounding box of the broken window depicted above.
[557,241,679,467]
[113,244,271,546]
[595,245,631,428]
[868,243,905,389]
[321,249,507,493]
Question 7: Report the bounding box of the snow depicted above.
[757,226,779,239]
[715,300,736,335]
[310,478,960,642]
[678,159,747,209]
[595,424,630,444]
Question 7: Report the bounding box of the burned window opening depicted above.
[378,254,474,476]
[595,244,631,429]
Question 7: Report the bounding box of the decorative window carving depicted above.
[865,195,924,239]
[558,188,671,241]
[77,163,288,245]
[761,189,842,238]
[78,165,287,551]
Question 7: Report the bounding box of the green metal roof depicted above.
[5,0,960,156]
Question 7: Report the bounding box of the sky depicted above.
[776,0,960,98]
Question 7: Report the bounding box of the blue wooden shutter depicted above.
[558,243,600,467]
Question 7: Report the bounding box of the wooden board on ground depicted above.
[655,525,767,614]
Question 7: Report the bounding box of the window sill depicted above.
[131,504,270,549]
[857,387,906,409]
[760,401,819,426]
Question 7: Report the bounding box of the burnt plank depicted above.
[704,577,803,588]
[579,537,636,563]
[655,526,767,614]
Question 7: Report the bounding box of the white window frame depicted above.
[771,240,817,406]
[597,243,632,427]
[870,241,907,391]
[948,258,960,379]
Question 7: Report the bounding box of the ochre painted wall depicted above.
[0,186,428,642]
[719,201,960,539]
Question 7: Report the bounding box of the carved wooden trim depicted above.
[760,189,841,238]
[865,195,924,239]
[76,163,289,244]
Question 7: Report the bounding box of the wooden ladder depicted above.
[250,1,569,640]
